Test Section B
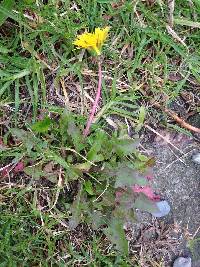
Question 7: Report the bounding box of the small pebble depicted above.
[173,257,191,267]
[192,153,200,164]
[151,200,171,218]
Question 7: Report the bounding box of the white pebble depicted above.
[151,200,171,218]
[192,153,200,164]
[173,257,191,267]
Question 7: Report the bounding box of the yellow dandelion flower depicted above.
[73,27,110,55]
[94,27,109,49]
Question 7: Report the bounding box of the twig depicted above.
[163,149,192,170]
[48,167,63,212]
[144,125,183,154]
[60,78,69,106]
[168,0,175,28]
[192,225,200,239]
[83,60,102,136]
[0,163,13,173]
[93,182,109,202]
[153,102,200,134]
[166,25,188,49]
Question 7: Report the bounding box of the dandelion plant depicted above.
[73,27,110,136]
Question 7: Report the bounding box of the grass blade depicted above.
[0,0,15,26]
[15,79,20,125]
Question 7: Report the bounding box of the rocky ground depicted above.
[130,124,200,267]
[152,130,200,267]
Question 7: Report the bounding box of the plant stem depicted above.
[153,102,200,134]
[83,60,102,136]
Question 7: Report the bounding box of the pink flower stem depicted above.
[83,60,102,137]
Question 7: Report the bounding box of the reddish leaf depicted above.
[14,162,25,173]
[111,0,125,9]
[1,167,10,178]
[131,185,160,201]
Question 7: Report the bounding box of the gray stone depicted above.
[192,153,200,164]
[173,257,191,267]
[151,200,171,218]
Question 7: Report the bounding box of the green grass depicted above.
[0,0,200,266]
[1,1,200,130]
[0,188,132,266]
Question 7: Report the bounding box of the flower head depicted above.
[73,27,110,55]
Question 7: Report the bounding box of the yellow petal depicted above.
[95,27,110,47]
